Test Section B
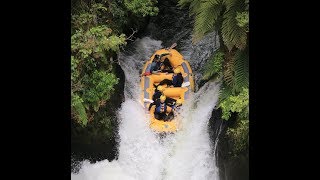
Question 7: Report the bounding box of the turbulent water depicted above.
[71,36,222,180]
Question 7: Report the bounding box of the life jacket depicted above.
[156,102,167,113]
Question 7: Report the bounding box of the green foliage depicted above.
[179,0,248,50]
[221,0,247,50]
[178,0,201,16]
[108,1,128,32]
[218,82,233,103]
[71,56,80,82]
[233,49,249,93]
[226,119,249,155]
[236,11,249,32]
[223,54,235,87]
[124,0,159,17]
[203,51,224,80]
[72,93,88,126]
[219,87,248,120]
[71,1,127,126]
[192,0,223,42]
[236,0,249,32]
[181,0,249,157]
[221,48,249,94]
[72,3,108,30]
[82,70,119,111]
[71,0,160,126]
[71,25,126,60]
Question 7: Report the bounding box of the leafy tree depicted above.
[219,87,249,155]
[71,1,125,126]
[71,0,159,126]
[124,0,159,17]
[219,88,248,121]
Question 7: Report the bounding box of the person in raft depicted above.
[150,53,171,73]
[158,68,184,87]
[152,85,177,106]
[141,53,171,76]
[159,57,174,73]
[148,95,172,121]
[166,98,183,120]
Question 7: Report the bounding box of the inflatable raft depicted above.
[140,48,195,133]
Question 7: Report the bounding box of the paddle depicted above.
[169,42,177,50]
[181,81,190,87]
[143,98,154,103]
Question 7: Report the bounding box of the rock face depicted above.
[143,0,193,48]
[209,109,249,180]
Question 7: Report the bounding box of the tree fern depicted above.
[236,11,249,32]
[178,0,202,17]
[233,48,249,93]
[221,0,247,50]
[178,0,194,8]
[180,0,248,47]
[193,0,223,42]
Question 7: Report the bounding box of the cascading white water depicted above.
[71,37,221,180]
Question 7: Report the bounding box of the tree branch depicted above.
[126,28,138,41]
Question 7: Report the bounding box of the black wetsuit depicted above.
[172,73,184,87]
[152,91,162,101]
[159,73,184,87]
[159,79,173,86]
[161,58,173,73]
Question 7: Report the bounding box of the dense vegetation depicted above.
[71,0,158,126]
[179,0,249,156]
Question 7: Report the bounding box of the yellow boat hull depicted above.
[140,49,195,133]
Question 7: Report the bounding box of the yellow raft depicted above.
[140,48,195,133]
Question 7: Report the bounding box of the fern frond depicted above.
[221,0,247,50]
[178,0,200,17]
[233,49,249,93]
[178,0,193,7]
[193,0,223,42]
[223,56,235,87]
[218,83,233,103]
[203,51,224,80]
[189,0,202,16]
